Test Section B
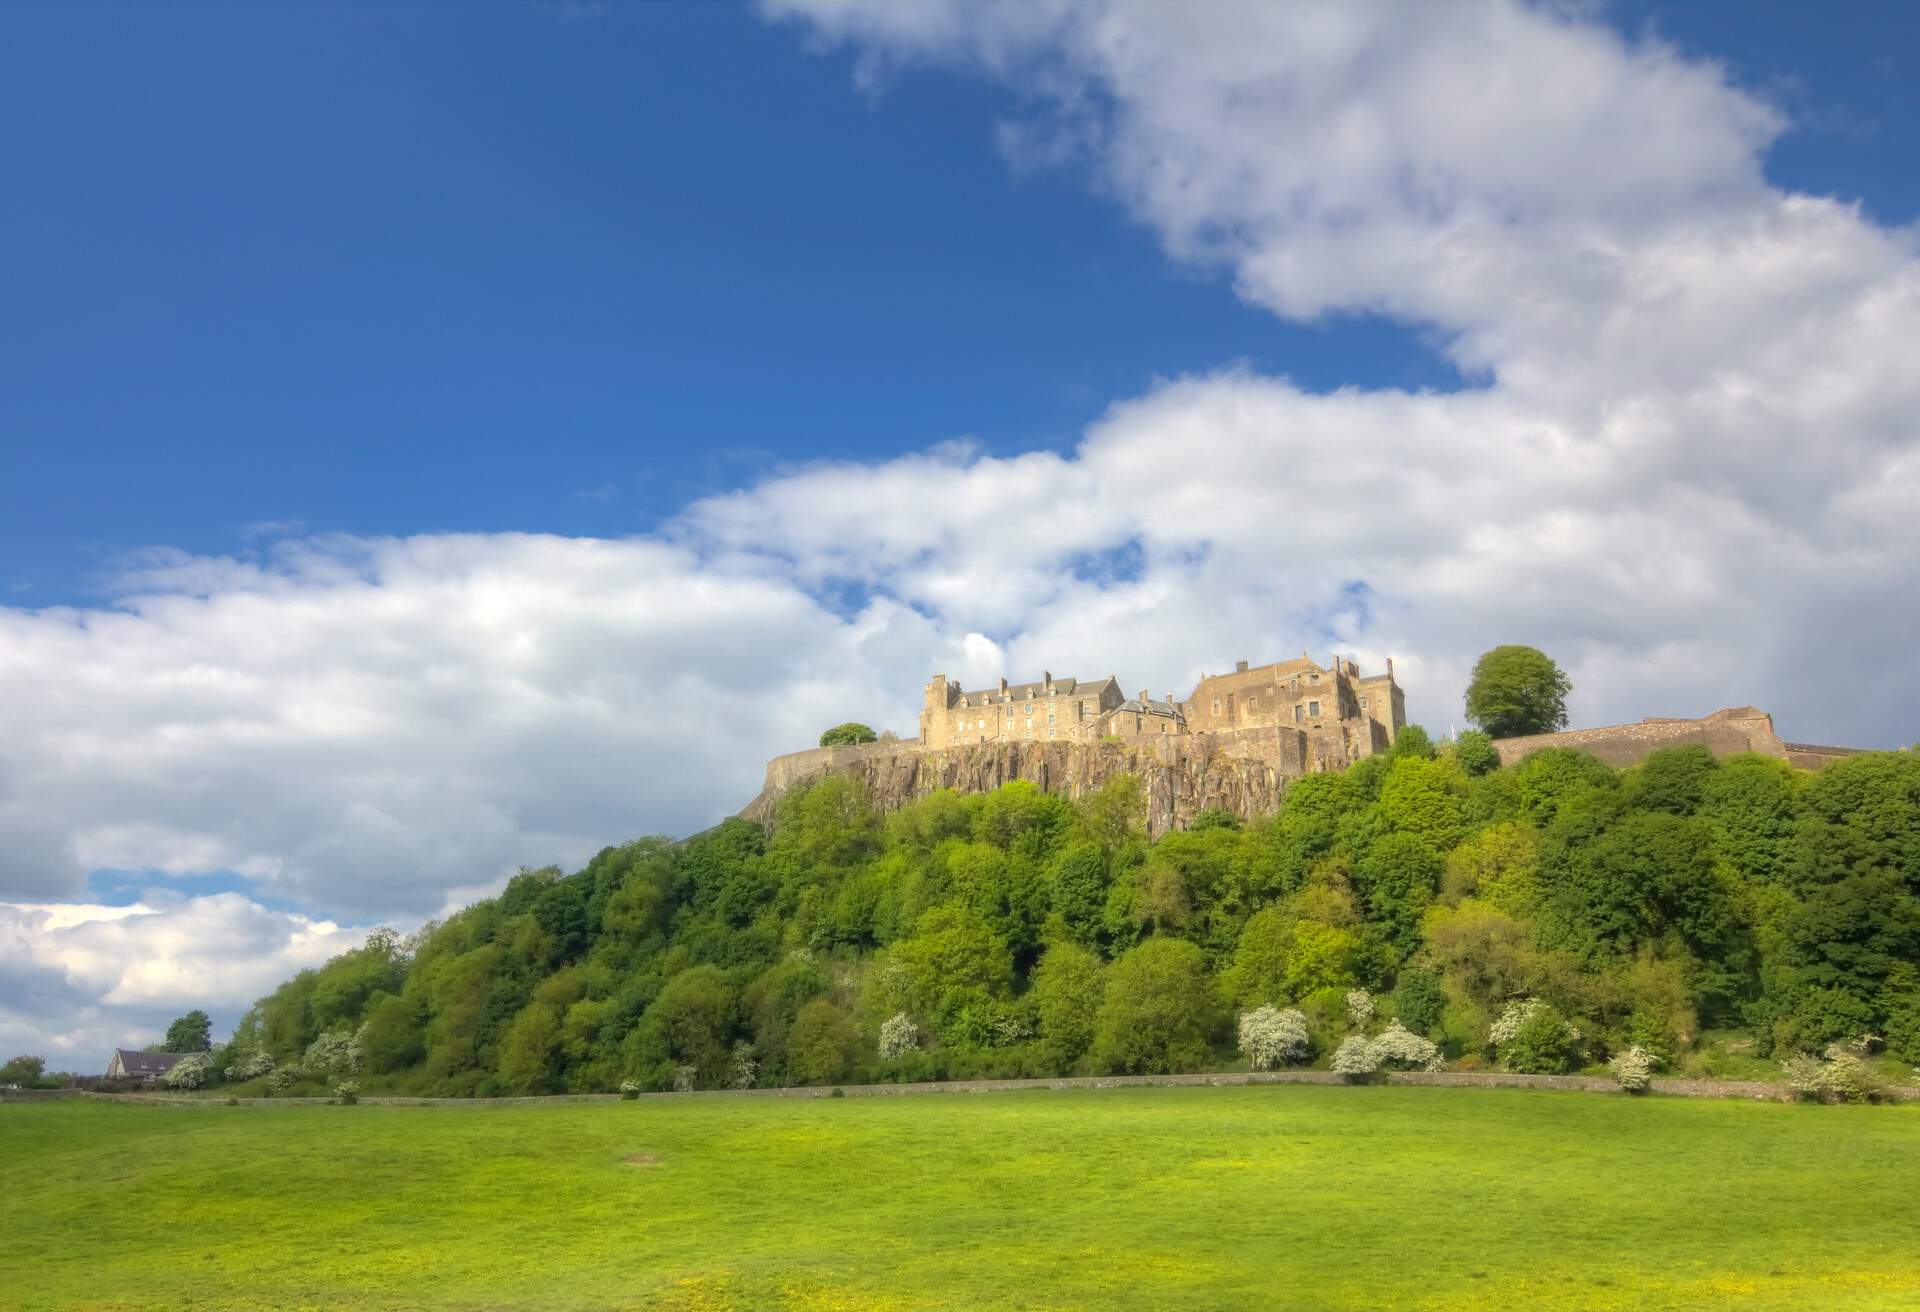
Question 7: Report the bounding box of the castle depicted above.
[738,649,1407,834]
[920,652,1406,772]
[744,648,1871,836]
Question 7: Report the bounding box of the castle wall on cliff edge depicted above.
[741,729,1310,837]
[744,705,1873,836]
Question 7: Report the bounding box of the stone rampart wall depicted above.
[1493,709,1790,769]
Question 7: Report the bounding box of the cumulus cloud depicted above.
[5,0,1920,1060]
[0,534,960,914]
[744,0,1920,732]
[0,897,369,1064]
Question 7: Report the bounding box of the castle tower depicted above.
[921,674,956,747]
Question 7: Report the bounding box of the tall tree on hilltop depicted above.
[161,1010,213,1053]
[1464,645,1572,739]
[819,722,878,747]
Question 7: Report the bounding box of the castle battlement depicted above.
[920,651,1405,770]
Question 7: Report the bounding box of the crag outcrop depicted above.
[740,736,1294,837]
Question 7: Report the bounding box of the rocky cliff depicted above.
[740,737,1295,836]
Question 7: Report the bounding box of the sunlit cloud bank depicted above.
[4,0,1917,1058]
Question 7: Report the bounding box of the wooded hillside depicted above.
[211,736,1920,1096]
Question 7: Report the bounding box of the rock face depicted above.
[740,737,1294,836]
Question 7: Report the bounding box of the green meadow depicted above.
[4,1088,1919,1311]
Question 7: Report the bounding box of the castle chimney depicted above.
[999,676,1009,698]
[1235,659,1248,673]
[1138,688,1149,704]
[1386,656,1394,680]
[1043,670,1052,693]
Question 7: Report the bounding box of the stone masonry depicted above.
[741,661,1876,836]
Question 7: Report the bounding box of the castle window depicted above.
[1248,697,1256,713]
[1309,700,1321,717]
[1294,705,1304,723]
[1211,697,1220,715]
[1048,728,1056,738]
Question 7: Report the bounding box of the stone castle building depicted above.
[920,652,1406,768]
[744,650,1878,837]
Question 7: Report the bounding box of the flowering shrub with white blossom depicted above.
[1370,1020,1442,1072]
[619,1080,641,1100]
[223,1049,273,1082]
[1345,990,1375,1029]
[302,1030,364,1079]
[879,1012,920,1060]
[1236,1006,1310,1071]
[266,1068,296,1095]
[332,1081,359,1105]
[1489,999,1581,1073]
[1783,1042,1889,1104]
[1330,1034,1380,1078]
[1607,1045,1658,1093]
[729,1041,759,1090]
[159,1052,213,1090]
[1489,999,1543,1047]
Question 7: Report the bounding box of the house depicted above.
[105,1049,191,1083]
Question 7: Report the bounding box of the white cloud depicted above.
[0,896,370,1064]
[6,0,1920,1061]
[0,534,964,913]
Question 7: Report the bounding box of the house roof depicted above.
[111,1049,190,1075]
[1108,698,1185,719]
[958,674,1117,703]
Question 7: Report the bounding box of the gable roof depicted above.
[111,1049,190,1076]
[1107,698,1185,719]
[957,674,1117,703]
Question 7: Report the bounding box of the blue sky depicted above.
[7,1,1913,606]
[4,1,1919,1061]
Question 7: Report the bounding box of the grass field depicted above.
[4,1088,1919,1311]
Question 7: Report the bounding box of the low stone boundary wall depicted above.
[54,1069,1919,1109]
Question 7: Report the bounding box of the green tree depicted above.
[1,1054,47,1086]
[1452,729,1500,777]
[888,903,1013,1034]
[1354,832,1444,955]
[1441,820,1541,912]
[1048,842,1110,948]
[162,1010,213,1053]
[1091,937,1222,1074]
[499,1002,563,1092]
[358,993,425,1075]
[1378,756,1467,850]
[624,965,738,1088]
[1077,775,1144,857]
[1391,967,1445,1038]
[1030,939,1105,1070]
[818,722,878,747]
[1623,745,1718,817]
[1464,645,1572,738]
[787,1000,858,1084]
[1390,724,1435,760]
[1700,753,1804,886]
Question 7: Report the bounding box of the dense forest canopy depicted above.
[198,736,1920,1097]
